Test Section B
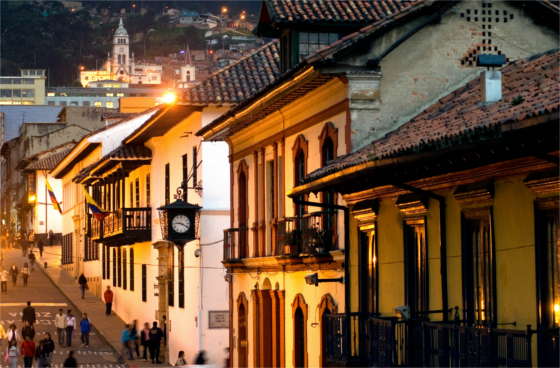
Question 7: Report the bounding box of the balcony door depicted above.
[359,228,378,313]
[404,218,428,314]
[237,162,248,259]
[237,293,248,368]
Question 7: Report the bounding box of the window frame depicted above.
[123,248,127,290]
[142,264,147,302]
[403,217,428,313]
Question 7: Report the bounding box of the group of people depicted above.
[1,256,38,293]
[0,228,56,256]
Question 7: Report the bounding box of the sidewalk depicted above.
[36,246,165,367]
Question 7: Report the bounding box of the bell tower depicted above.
[112,18,130,79]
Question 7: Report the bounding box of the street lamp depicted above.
[132,4,136,13]
[78,66,84,81]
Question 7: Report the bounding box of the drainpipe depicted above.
[292,198,351,359]
[389,182,449,321]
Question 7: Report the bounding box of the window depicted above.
[118,247,122,287]
[62,233,73,265]
[22,79,34,84]
[299,32,339,60]
[118,55,121,64]
[12,90,21,98]
[192,147,198,186]
[37,70,43,76]
[277,156,283,218]
[12,79,21,84]
[0,90,12,97]
[83,101,90,107]
[462,208,495,325]
[23,71,28,75]
[404,219,428,313]
[113,248,117,287]
[178,247,184,308]
[142,264,147,302]
[22,90,34,98]
[117,93,124,97]
[102,244,106,279]
[47,92,55,97]
[59,101,67,106]
[292,136,308,218]
[182,154,188,183]
[123,248,127,290]
[85,76,89,81]
[106,101,114,108]
[94,101,101,107]
[135,178,140,207]
[29,70,35,76]
[168,246,174,307]
[359,228,378,313]
[106,93,114,97]
[146,174,151,206]
[165,164,170,205]
[130,183,133,208]
[123,55,126,64]
[130,249,135,291]
[47,101,55,106]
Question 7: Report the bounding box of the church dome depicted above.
[115,18,128,36]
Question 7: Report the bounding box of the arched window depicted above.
[319,123,339,248]
[318,294,337,367]
[237,293,249,368]
[292,294,308,367]
[291,135,308,218]
[118,55,121,64]
[122,55,126,64]
[237,160,249,259]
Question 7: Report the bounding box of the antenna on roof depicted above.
[21,112,26,124]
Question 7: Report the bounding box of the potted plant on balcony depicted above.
[284,229,301,256]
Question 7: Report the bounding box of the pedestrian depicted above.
[148,321,163,364]
[78,274,87,299]
[47,230,55,247]
[21,321,35,341]
[20,335,36,368]
[21,234,28,257]
[176,351,188,366]
[6,340,19,368]
[163,315,167,346]
[130,320,141,359]
[37,332,55,368]
[7,324,21,345]
[1,266,8,293]
[65,310,76,347]
[0,323,6,355]
[116,324,133,364]
[103,286,113,316]
[28,231,34,252]
[224,347,230,368]
[21,263,30,287]
[22,301,36,325]
[54,309,67,347]
[62,350,77,368]
[195,350,207,365]
[37,239,44,258]
[79,313,91,348]
[140,322,151,362]
[28,251,36,271]
[8,263,18,287]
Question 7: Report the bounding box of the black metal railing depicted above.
[326,314,539,367]
[223,228,249,261]
[275,217,302,256]
[92,208,151,240]
[123,207,151,231]
[103,209,123,236]
[91,217,102,240]
[302,211,334,254]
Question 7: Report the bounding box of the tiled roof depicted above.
[107,144,152,160]
[266,0,425,24]
[27,150,71,171]
[102,112,137,120]
[304,49,560,183]
[177,41,281,104]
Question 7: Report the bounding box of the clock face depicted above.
[119,47,124,52]
[171,215,190,234]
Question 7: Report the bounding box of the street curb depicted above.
[35,261,130,367]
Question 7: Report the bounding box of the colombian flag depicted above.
[45,179,62,214]
[82,186,111,221]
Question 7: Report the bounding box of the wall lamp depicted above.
[304,273,344,287]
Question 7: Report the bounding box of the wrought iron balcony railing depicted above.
[275,217,303,256]
[90,207,151,244]
[223,228,249,261]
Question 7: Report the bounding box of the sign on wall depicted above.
[208,310,229,329]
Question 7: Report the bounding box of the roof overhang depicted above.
[288,113,560,198]
[198,66,340,141]
[51,138,100,179]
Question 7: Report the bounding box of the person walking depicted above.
[130,320,141,359]
[21,321,35,341]
[195,350,207,365]
[116,325,133,364]
[37,239,44,258]
[37,332,55,368]
[28,252,36,272]
[78,274,87,299]
[6,340,19,368]
[21,234,28,257]
[103,286,113,316]
[176,351,188,366]
[65,310,76,347]
[6,324,21,345]
[148,321,164,364]
[21,263,30,287]
[8,263,18,287]
[20,335,36,368]
[47,230,55,247]
[140,322,151,362]
[1,266,8,293]
[63,350,77,368]
[54,309,67,347]
[22,301,36,325]
[79,313,91,348]
[0,323,6,356]
[28,231,34,253]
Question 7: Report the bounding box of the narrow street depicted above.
[1,246,121,368]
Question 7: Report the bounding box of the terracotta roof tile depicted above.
[108,145,152,160]
[304,50,560,183]
[178,41,281,105]
[27,150,71,171]
[101,112,137,120]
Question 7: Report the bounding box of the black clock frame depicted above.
[157,200,202,246]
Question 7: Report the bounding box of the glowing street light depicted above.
[164,93,176,104]
[222,7,227,13]
[28,194,36,203]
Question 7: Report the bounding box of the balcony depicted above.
[324,313,555,367]
[91,207,151,246]
[275,217,303,256]
[223,228,249,264]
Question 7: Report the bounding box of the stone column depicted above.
[153,240,172,364]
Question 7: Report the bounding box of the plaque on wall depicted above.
[208,310,229,329]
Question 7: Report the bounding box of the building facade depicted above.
[0,69,46,106]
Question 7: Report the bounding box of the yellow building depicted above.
[0,69,46,105]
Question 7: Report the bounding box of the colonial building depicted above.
[196,0,559,367]
[79,18,162,86]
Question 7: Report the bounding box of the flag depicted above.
[82,186,111,221]
[45,179,62,214]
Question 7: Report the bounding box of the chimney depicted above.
[476,54,507,103]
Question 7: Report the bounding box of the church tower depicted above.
[112,18,130,80]
[180,45,196,84]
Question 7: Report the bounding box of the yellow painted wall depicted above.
[119,97,156,113]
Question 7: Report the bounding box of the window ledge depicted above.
[243,257,278,267]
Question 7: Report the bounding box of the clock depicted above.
[172,214,190,233]
[119,47,124,52]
